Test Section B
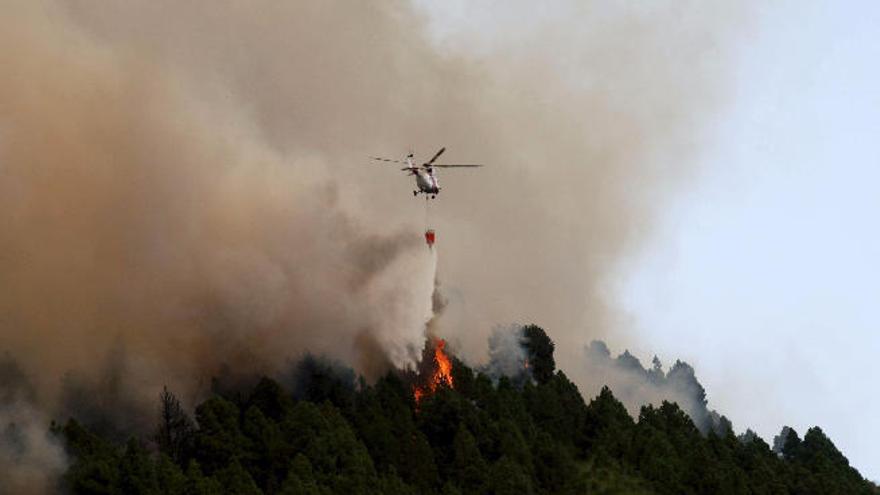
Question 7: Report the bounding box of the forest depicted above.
[57,326,877,494]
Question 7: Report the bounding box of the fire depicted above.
[413,338,454,405]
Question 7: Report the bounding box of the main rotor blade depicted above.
[430,164,483,168]
[423,147,446,166]
[370,157,404,164]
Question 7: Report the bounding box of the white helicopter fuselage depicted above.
[404,155,439,196]
[415,168,439,194]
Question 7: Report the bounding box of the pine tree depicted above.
[155,386,195,466]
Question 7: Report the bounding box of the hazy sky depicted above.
[418,0,880,482]
[618,0,880,481]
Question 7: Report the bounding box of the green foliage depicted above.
[782,426,802,461]
[521,324,555,384]
[789,427,875,495]
[155,386,195,466]
[62,419,122,494]
[184,460,223,495]
[118,439,159,494]
[488,455,535,495]
[584,386,635,460]
[215,460,262,495]
[57,330,877,495]
[193,396,248,474]
[278,454,330,495]
[155,454,186,495]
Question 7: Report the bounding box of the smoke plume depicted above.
[0,356,66,494]
[0,0,750,469]
[483,325,730,434]
[484,325,530,381]
[581,340,731,434]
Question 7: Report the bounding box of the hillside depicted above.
[54,326,878,494]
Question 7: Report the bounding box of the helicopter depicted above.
[370,147,482,199]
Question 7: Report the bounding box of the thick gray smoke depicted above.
[0,356,66,494]
[582,340,731,434]
[0,1,751,488]
[0,0,442,407]
[0,404,66,494]
[484,325,731,434]
[484,325,530,380]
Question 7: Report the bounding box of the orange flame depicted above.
[414,338,454,405]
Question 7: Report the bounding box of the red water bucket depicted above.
[424,229,435,247]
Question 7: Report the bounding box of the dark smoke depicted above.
[286,355,358,408]
[57,339,179,445]
[0,0,752,489]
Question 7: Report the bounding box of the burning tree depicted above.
[413,338,454,405]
